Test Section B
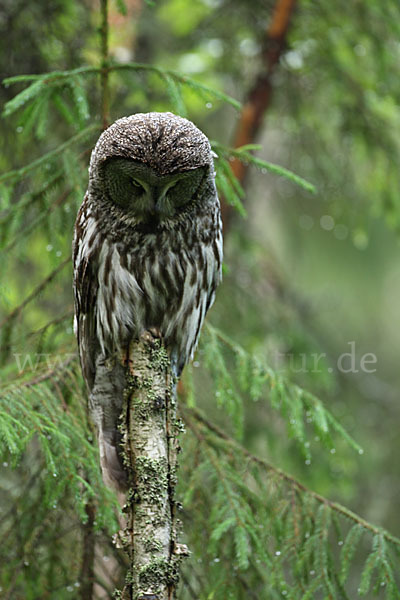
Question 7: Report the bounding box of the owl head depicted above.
[88,112,215,225]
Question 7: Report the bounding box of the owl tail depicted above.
[89,355,129,493]
[98,428,128,492]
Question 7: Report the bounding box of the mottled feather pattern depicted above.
[73,112,222,490]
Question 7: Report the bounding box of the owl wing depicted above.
[73,218,129,491]
[73,202,99,391]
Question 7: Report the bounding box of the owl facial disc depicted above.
[102,156,206,224]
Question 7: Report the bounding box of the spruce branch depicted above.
[3,66,99,90]
[201,323,363,457]
[0,169,64,222]
[0,256,71,330]
[0,311,73,356]
[212,142,316,194]
[3,63,241,113]
[108,62,242,111]
[0,124,100,184]
[184,406,400,549]
[21,354,77,389]
[3,186,72,254]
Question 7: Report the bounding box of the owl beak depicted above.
[153,200,164,214]
[149,187,165,216]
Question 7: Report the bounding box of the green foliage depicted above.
[0,357,120,597]
[114,0,127,16]
[0,357,118,522]
[214,142,317,194]
[199,324,363,458]
[0,125,99,185]
[281,1,400,234]
[180,408,400,599]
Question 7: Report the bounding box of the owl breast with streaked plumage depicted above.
[74,182,221,375]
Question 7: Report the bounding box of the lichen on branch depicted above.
[117,331,188,600]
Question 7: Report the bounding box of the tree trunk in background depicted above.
[222,0,297,228]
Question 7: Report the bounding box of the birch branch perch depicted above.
[117,331,188,600]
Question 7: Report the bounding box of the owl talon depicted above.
[140,328,163,344]
[148,327,162,340]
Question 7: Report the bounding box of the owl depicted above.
[73,112,222,491]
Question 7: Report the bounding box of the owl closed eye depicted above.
[103,158,206,222]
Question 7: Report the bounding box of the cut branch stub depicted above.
[118,331,188,600]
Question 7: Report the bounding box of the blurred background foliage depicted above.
[1,0,400,598]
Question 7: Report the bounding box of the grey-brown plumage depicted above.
[73,112,222,490]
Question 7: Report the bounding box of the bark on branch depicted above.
[117,331,188,599]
